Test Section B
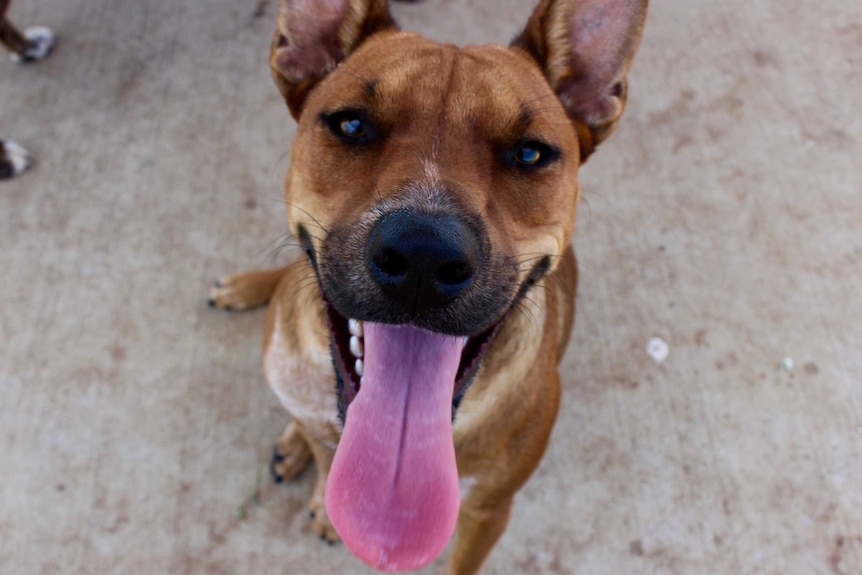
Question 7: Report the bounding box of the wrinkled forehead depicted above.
[308,33,574,143]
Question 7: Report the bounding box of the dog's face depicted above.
[292,34,579,330]
[287,32,581,386]
[268,0,646,569]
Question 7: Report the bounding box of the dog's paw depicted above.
[9,27,55,64]
[269,442,311,484]
[208,274,267,311]
[309,497,340,545]
[269,423,311,484]
[0,140,32,180]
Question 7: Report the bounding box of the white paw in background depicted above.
[9,26,56,63]
[1,140,32,178]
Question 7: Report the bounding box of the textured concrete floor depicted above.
[2,0,861,573]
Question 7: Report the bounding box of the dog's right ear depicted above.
[270,0,396,118]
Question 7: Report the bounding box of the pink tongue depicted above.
[326,323,463,572]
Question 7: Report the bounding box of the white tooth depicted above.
[355,358,364,377]
[350,335,364,358]
[359,376,365,387]
[348,319,364,337]
[462,337,469,350]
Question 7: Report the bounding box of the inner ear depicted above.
[271,0,396,117]
[274,0,351,83]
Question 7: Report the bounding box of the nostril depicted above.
[436,261,473,287]
[372,248,409,279]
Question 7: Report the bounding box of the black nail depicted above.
[269,460,283,484]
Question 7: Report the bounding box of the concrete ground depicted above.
[2,0,861,573]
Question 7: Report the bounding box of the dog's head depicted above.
[268,0,646,570]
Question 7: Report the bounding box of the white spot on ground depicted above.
[646,337,670,363]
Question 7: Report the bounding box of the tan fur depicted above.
[212,1,645,572]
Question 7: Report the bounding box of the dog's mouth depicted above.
[301,227,549,571]
[323,256,549,421]
[299,226,550,422]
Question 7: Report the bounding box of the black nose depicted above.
[367,210,481,309]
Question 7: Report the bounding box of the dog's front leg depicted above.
[270,419,340,543]
[0,0,33,56]
[1,2,54,64]
[443,494,515,575]
[445,360,563,574]
[300,427,339,543]
[0,18,32,56]
[209,266,292,311]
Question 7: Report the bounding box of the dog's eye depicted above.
[339,117,364,137]
[507,140,558,169]
[322,110,375,143]
[516,146,542,165]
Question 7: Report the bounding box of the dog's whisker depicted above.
[260,231,297,254]
[577,193,594,231]
[289,279,322,297]
[512,298,540,331]
[275,201,331,236]
[269,149,291,176]
[548,272,574,299]
[373,184,385,203]
[513,252,561,265]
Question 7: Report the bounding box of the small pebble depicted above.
[646,337,670,363]
[779,357,794,371]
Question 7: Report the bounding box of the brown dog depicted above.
[211,0,647,572]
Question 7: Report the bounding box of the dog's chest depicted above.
[265,303,340,442]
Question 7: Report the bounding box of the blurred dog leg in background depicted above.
[1,0,55,180]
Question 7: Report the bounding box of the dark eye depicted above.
[507,140,558,169]
[322,109,375,143]
[516,145,542,165]
[339,117,363,137]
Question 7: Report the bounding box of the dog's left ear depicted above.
[512,0,648,160]
[270,0,397,118]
